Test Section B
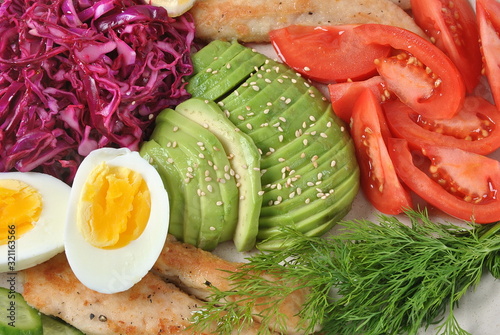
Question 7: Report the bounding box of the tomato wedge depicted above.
[411,0,482,92]
[351,89,412,215]
[388,138,500,223]
[355,24,465,119]
[384,96,500,155]
[477,0,500,106]
[328,76,396,124]
[269,25,391,83]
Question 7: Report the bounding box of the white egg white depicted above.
[64,148,170,294]
[0,172,71,272]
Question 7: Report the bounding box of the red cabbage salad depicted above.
[0,0,195,183]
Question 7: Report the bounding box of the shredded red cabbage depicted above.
[0,0,195,183]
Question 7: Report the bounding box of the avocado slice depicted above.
[221,66,298,124]
[187,41,268,101]
[189,41,252,92]
[259,161,359,223]
[174,97,263,252]
[260,110,351,186]
[191,40,240,74]
[151,109,239,250]
[139,139,185,240]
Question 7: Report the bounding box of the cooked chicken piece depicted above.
[188,0,424,43]
[21,253,263,335]
[153,235,317,335]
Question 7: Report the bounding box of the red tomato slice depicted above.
[384,96,500,155]
[388,138,500,223]
[328,76,396,124]
[477,0,500,106]
[411,0,482,92]
[269,25,391,83]
[351,89,413,215]
[356,24,465,119]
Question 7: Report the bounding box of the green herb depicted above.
[190,210,500,335]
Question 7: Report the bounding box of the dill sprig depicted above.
[191,210,500,335]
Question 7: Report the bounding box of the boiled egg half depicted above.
[0,172,71,272]
[65,148,170,294]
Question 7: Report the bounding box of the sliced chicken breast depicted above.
[189,0,424,42]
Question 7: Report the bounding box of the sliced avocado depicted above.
[139,139,185,240]
[261,110,351,185]
[186,40,360,249]
[188,41,253,92]
[151,109,239,250]
[257,172,359,243]
[260,107,346,170]
[221,66,298,123]
[174,97,263,252]
[259,157,359,222]
[260,140,353,213]
[190,40,239,74]
[247,90,326,153]
[187,42,268,101]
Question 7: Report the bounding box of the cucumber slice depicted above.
[0,287,43,335]
[41,314,83,335]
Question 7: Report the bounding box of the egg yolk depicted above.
[0,180,42,245]
[77,163,151,249]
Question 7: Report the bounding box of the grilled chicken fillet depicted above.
[21,252,264,335]
[153,235,316,335]
[189,0,423,42]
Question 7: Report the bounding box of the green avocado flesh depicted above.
[142,40,360,251]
